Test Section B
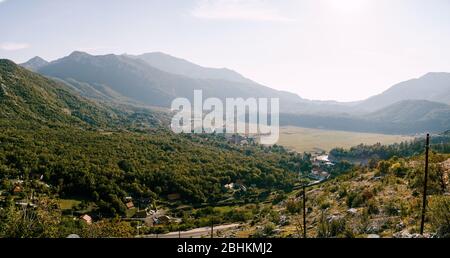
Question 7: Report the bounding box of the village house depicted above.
[80,214,93,225]
[224,183,235,190]
[13,185,22,194]
[125,201,135,209]
[309,169,330,181]
[223,182,247,192]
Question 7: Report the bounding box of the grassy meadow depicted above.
[277,126,413,153]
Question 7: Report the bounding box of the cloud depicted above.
[0,42,30,51]
[191,0,295,22]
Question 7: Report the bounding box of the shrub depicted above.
[347,191,364,208]
[367,199,379,215]
[428,196,450,238]
[384,200,399,216]
[285,198,301,214]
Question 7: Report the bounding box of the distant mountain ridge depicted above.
[35,51,313,112]
[366,99,450,124]
[20,56,49,71]
[128,52,255,84]
[357,72,450,112]
[17,51,450,134]
[280,100,450,134]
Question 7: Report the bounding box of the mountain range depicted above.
[12,51,450,134]
[356,72,450,112]
[20,56,49,72]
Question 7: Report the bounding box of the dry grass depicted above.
[278,126,413,153]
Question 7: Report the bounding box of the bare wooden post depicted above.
[420,133,430,235]
[211,218,214,238]
[303,185,307,238]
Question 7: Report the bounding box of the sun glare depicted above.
[327,0,369,13]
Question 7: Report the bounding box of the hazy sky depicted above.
[1,0,450,101]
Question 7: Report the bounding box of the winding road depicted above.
[142,223,241,238]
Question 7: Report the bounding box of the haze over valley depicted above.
[18,51,450,137]
[1,0,450,241]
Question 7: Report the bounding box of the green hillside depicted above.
[0,59,115,127]
[0,60,305,221]
[366,100,450,124]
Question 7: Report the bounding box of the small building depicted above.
[13,185,22,194]
[80,214,93,225]
[224,183,235,190]
[125,201,135,209]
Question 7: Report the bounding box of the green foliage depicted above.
[0,60,307,220]
[330,133,450,163]
[377,160,390,176]
[0,198,61,238]
[0,123,304,216]
[285,198,302,214]
[407,161,448,195]
[428,196,450,238]
[317,213,352,238]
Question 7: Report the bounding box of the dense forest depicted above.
[329,131,450,163]
[0,60,307,219]
[0,121,308,216]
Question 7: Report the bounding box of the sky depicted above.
[1,0,450,102]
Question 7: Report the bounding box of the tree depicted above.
[0,198,62,238]
[82,219,134,238]
[377,160,390,176]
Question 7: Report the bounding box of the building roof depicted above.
[80,214,92,224]
[126,201,134,209]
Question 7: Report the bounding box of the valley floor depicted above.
[278,126,413,153]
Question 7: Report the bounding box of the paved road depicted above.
[142,223,241,238]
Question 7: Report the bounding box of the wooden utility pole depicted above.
[420,133,430,235]
[303,185,307,238]
[211,218,214,238]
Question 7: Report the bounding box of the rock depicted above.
[366,225,380,234]
[367,234,380,238]
[393,230,424,238]
[326,215,343,222]
[347,208,358,215]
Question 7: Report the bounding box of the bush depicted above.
[428,196,450,238]
[347,191,364,208]
[383,200,399,216]
[367,199,379,215]
[317,214,350,238]
[285,198,301,214]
